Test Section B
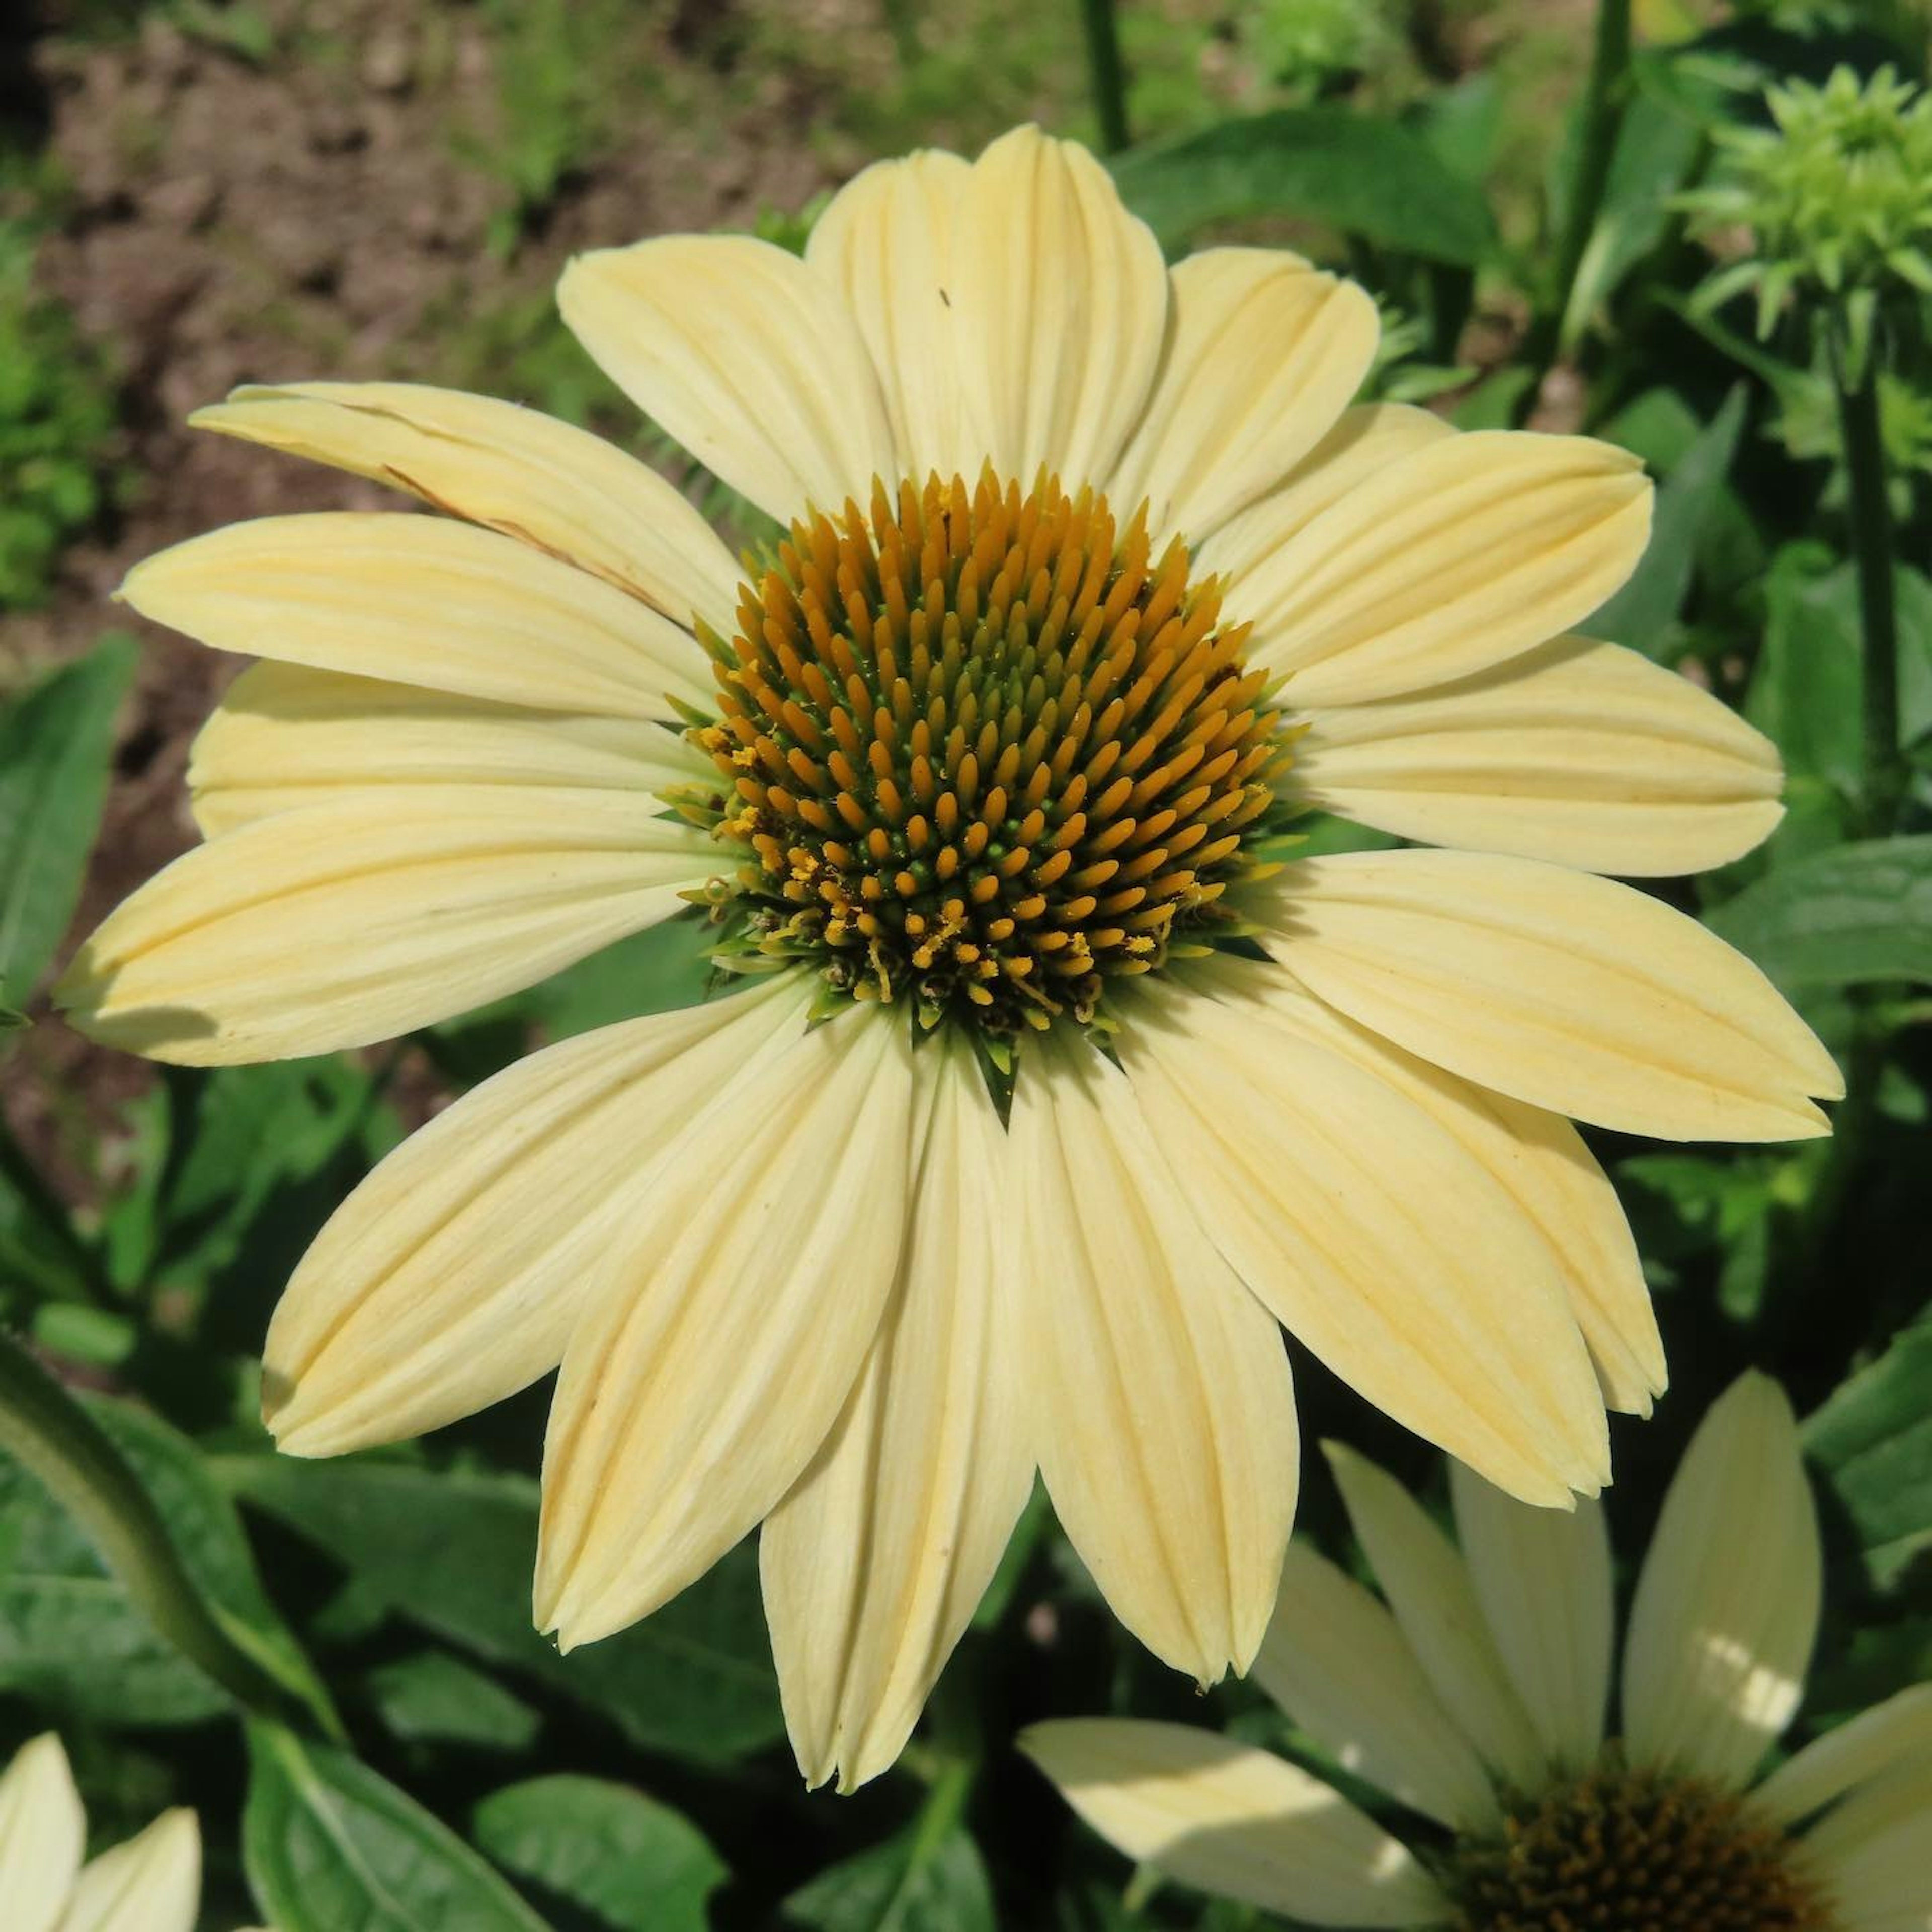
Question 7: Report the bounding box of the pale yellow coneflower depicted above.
[1026,1375,1929,1931]
[0,1732,208,1932]
[58,127,1838,1791]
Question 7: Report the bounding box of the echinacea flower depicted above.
[1025,1374,1929,1931]
[0,1732,206,1932]
[60,127,1838,1791]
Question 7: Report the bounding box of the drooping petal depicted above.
[536,1007,918,1648]
[265,975,813,1456]
[1200,402,1454,584]
[1450,1461,1613,1772]
[1011,1033,1298,1683]
[188,380,744,632]
[189,663,714,837]
[1020,1721,1448,1928]
[119,512,712,717]
[1754,1686,1932,1827]
[1119,973,1608,1504]
[805,149,977,487]
[60,1811,199,1932]
[1219,429,1652,706]
[950,126,1169,491]
[1105,248,1378,545]
[57,787,714,1064]
[760,1035,1033,1793]
[1622,1373,1822,1789]
[558,234,897,523]
[1799,1747,1932,1932]
[1200,959,1660,1413]
[0,1735,84,1932]
[1293,635,1785,876]
[1324,1443,1544,1789]
[1254,1544,1500,1833]
[1264,850,1843,1142]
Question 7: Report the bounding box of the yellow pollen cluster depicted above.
[1449,1764,1836,1932]
[691,468,1291,1035]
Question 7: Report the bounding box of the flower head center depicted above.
[1446,1764,1836,1932]
[692,470,1291,1037]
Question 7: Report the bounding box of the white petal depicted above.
[1324,1443,1544,1789]
[1012,1033,1299,1683]
[189,380,744,631]
[1021,1721,1448,1928]
[58,787,714,1064]
[59,1811,199,1932]
[558,234,897,523]
[951,126,1168,490]
[0,1735,84,1932]
[1254,1544,1500,1832]
[1450,1461,1612,1771]
[1755,1686,1932,1827]
[1219,429,1651,706]
[265,975,813,1455]
[189,663,714,837]
[1265,849,1843,1142]
[1801,1747,1932,1931]
[1106,248,1378,544]
[1118,971,1609,1504]
[1622,1372,1822,1788]
[536,1008,918,1646]
[1293,634,1786,876]
[119,512,712,717]
[760,1035,1033,1793]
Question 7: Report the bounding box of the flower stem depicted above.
[1833,353,1904,836]
[1077,0,1131,155]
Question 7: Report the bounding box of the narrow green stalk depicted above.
[1833,354,1904,837]
[1518,0,1632,406]
[1077,0,1131,155]
[0,1333,340,1738]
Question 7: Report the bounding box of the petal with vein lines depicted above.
[0,1735,83,1932]
[1754,1686,1932,1826]
[62,1811,199,1932]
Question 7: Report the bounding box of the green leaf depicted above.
[225,1459,783,1766]
[782,1822,996,1932]
[1746,542,1862,803]
[1110,108,1497,264]
[1706,838,1932,992]
[473,1775,726,1932]
[1591,385,1748,657]
[244,1721,551,1932]
[366,1651,541,1754]
[0,633,137,1000]
[1805,1313,1932,1589]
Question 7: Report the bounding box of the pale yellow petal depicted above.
[59,1811,199,1932]
[1197,959,1660,1414]
[1200,401,1455,582]
[536,1008,917,1647]
[188,380,743,632]
[1254,1545,1500,1832]
[265,975,813,1456]
[1622,1372,1822,1788]
[1293,635,1786,876]
[1106,248,1378,544]
[1020,1721,1447,1928]
[806,149,976,486]
[1265,850,1843,1142]
[1119,972,1609,1504]
[1324,1443,1544,1789]
[57,787,713,1064]
[1800,1747,1932,1931]
[761,1035,1032,1793]
[119,512,711,717]
[1220,429,1652,706]
[1755,1686,1932,1827]
[0,1735,84,1932]
[952,126,1168,490]
[558,234,896,522]
[190,663,714,837]
[1450,1461,1612,1772]
[1012,1033,1298,1683]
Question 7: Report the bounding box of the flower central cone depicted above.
[693,469,1292,1034]
[1448,1764,1836,1932]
